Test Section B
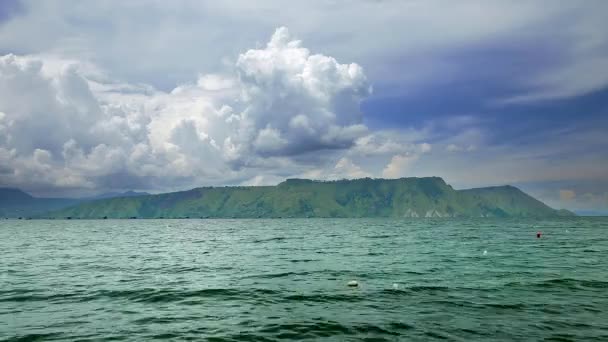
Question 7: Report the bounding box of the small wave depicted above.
[364,234,396,239]
[0,289,39,296]
[457,327,489,337]
[146,332,183,340]
[549,320,596,330]
[241,269,379,279]
[283,293,366,303]
[252,237,287,243]
[215,321,412,340]
[484,302,527,309]
[407,285,452,292]
[3,333,63,342]
[241,271,312,279]
[352,323,400,336]
[0,292,85,303]
[258,320,353,337]
[388,322,415,331]
[506,278,608,290]
[132,316,200,325]
[166,266,201,274]
[544,333,580,341]
[91,287,280,304]
[424,331,451,340]
[207,332,277,341]
[379,288,411,296]
[288,259,318,263]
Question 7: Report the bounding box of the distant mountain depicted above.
[0,188,80,218]
[85,191,150,200]
[42,177,575,219]
[0,188,35,203]
[0,188,150,218]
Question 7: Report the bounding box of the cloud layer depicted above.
[0,2,606,213]
[0,28,375,195]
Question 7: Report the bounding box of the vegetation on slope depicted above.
[0,188,151,218]
[43,177,574,219]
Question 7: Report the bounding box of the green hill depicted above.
[0,188,151,218]
[42,177,574,219]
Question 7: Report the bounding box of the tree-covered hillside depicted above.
[43,177,574,219]
[0,188,151,218]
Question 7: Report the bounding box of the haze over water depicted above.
[1,218,607,341]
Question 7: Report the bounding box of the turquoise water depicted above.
[1,218,607,341]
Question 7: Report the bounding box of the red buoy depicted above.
[536,231,542,238]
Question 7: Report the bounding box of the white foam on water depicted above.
[483,250,488,255]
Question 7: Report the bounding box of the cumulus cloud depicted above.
[349,131,431,157]
[419,143,432,153]
[300,157,370,181]
[333,157,370,179]
[0,28,371,195]
[446,144,476,152]
[382,153,419,179]
[233,27,370,157]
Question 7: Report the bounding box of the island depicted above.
[25,177,575,219]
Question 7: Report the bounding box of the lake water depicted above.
[1,218,607,341]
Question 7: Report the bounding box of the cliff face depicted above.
[41,177,574,219]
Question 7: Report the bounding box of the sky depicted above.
[0,0,607,213]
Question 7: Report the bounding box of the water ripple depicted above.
[1,217,607,341]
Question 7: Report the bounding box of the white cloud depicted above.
[1,2,607,197]
[333,157,370,179]
[1,0,603,99]
[240,174,286,186]
[253,126,288,154]
[0,28,371,195]
[499,57,608,104]
[446,144,460,152]
[300,157,370,181]
[382,153,419,179]
[446,144,475,152]
[231,27,370,159]
[419,143,432,153]
[349,131,432,157]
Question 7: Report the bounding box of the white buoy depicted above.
[347,280,359,287]
[483,250,488,255]
[392,283,399,290]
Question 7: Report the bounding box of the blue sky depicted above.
[0,0,606,213]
